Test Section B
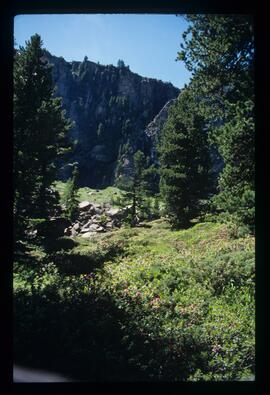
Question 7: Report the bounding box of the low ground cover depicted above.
[13,218,255,381]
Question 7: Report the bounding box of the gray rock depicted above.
[96,226,105,232]
[71,228,78,237]
[73,223,80,231]
[80,228,91,234]
[45,50,179,187]
[79,201,92,211]
[81,220,92,229]
[89,223,101,232]
[89,206,96,215]
[106,208,121,218]
[90,205,103,215]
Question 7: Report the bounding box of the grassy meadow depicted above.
[13,186,255,382]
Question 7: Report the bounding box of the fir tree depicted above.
[130,150,145,225]
[159,88,212,228]
[14,34,72,238]
[64,165,80,222]
[178,14,254,231]
[117,150,152,226]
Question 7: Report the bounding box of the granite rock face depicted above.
[44,51,180,187]
[143,98,178,164]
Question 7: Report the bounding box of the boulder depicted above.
[81,220,92,230]
[89,224,101,232]
[90,204,103,215]
[88,205,103,215]
[80,227,92,234]
[79,201,92,211]
[79,212,90,221]
[106,208,122,218]
[71,228,78,237]
[73,223,80,231]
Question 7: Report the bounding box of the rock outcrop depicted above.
[143,98,177,164]
[64,202,127,238]
[44,51,180,187]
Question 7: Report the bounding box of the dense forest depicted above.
[13,14,255,382]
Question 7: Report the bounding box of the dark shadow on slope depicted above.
[13,287,155,382]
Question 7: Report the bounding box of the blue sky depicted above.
[14,14,191,89]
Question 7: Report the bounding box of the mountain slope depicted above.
[44,51,180,187]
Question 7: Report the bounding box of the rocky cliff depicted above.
[143,98,178,164]
[44,51,180,187]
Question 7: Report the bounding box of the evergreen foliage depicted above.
[13,34,72,239]
[64,164,80,222]
[178,15,254,232]
[117,59,125,68]
[159,88,212,228]
[117,150,159,225]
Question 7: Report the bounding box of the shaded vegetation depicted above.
[14,220,255,381]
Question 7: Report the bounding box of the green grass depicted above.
[53,181,126,207]
[80,219,254,380]
[14,216,255,381]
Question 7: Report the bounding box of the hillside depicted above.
[44,51,179,187]
[14,204,255,381]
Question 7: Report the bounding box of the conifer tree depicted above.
[178,15,254,231]
[14,34,72,238]
[117,150,152,225]
[64,164,80,222]
[159,88,212,228]
[130,150,145,225]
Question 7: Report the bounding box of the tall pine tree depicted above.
[159,88,212,228]
[178,15,254,231]
[14,34,72,238]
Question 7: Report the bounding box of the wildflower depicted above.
[212,344,222,353]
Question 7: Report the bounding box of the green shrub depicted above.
[43,236,78,253]
[13,220,255,381]
[50,239,126,274]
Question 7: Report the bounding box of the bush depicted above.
[50,239,126,274]
[43,236,78,253]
